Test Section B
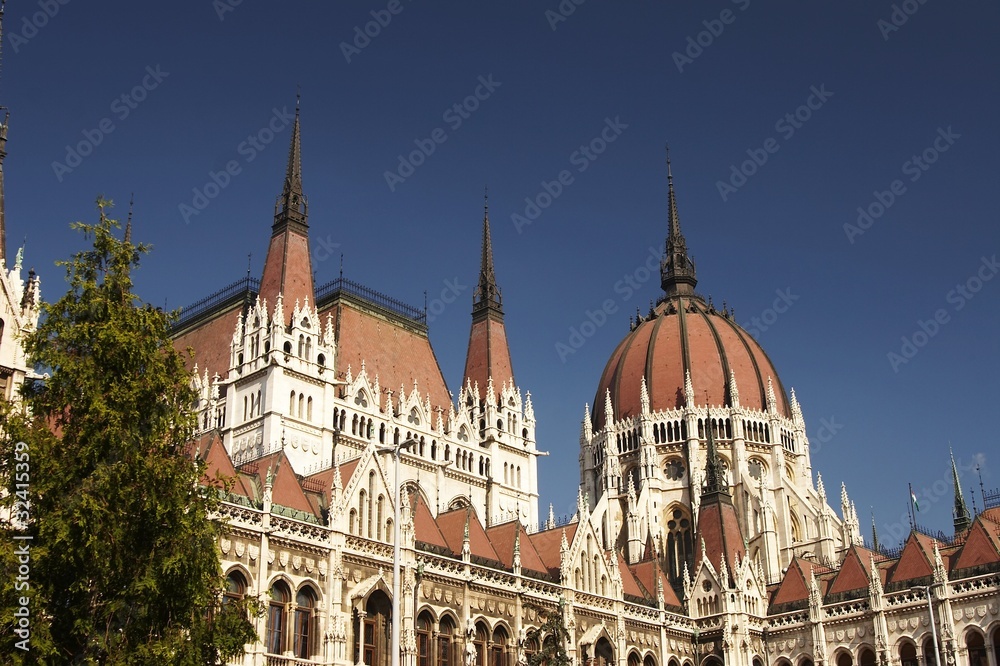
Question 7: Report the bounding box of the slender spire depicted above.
[472,187,502,318]
[871,509,881,552]
[275,97,307,230]
[660,145,698,296]
[951,447,971,533]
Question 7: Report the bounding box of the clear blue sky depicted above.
[3,1,998,545]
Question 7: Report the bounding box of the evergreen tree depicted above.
[0,200,258,664]
[525,599,572,666]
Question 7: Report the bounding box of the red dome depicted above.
[593,295,790,431]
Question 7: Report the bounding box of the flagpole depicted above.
[907,482,914,529]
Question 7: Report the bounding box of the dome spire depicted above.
[660,145,698,297]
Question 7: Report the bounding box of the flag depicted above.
[911,490,920,512]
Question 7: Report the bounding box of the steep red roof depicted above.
[528,523,579,577]
[950,519,1000,572]
[485,521,548,575]
[324,299,451,412]
[827,545,879,596]
[243,451,315,516]
[629,559,682,608]
[408,488,451,552]
[436,507,501,564]
[464,316,515,396]
[617,553,645,599]
[888,532,937,584]
[695,498,746,579]
[173,306,241,379]
[771,558,833,607]
[193,430,254,498]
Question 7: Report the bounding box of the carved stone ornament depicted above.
[279,551,289,567]
[249,544,259,561]
[235,541,246,558]
[221,537,232,554]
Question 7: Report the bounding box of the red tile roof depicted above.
[409,488,451,552]
[629,559,682,608]
[888,533,937,584]
[463,315,515,398]
[950,519,1000,572]
[826,545,879,596]
[436,506,501,564]
[485,520,549,575]
[528,523,579,577]
[324,300,451,412]
[259,229,315,324]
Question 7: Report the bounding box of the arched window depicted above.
[629,652,641,666]
[349,509,357,535]
[267,581,291,655]
[290,390,296,416]
[294,587,316,659]
[298,334,304,357]
[417,611,434,666]
[475,623,489,666]
[305,336,312,360]
[377,495,385,541]
[491,626,509,666]
[358,590,392,666]
[593,637,614,666]
[645,655,657,666]
[665,506,693,582]
[298,393,305,419]
[858,648,876,666]
[307,396,313,422]
[438,616,456,666]
[923,637,938,666]
[899,643,918,666]
[224,570,247,605]
[664,458,685,481]
[966,631,987,666]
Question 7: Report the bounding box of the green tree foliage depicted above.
[525,599,572,666]
[0,200,259,664]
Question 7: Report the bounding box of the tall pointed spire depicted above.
[951,447,971,533]
[473,187,502,317]
[463,190,515,394]
[702,406,726,498]
[276,95,307,230]
[259,96,314,320]
[660,145,698,297]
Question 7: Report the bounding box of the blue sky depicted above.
[3,1,998,544]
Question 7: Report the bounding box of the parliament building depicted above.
[2,105,998,666]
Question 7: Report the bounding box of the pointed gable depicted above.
[629,559,682,608]
[436,507,501,564]
[950,519,1000,573]
[528,523,579,577]
[827,545,878,597]
[617,553,646,598]
[486,521,548,576]
[247,451,315,516]
[193,431,254,498]
[408,488,451,553]
[888,532,937,584]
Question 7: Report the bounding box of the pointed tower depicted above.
[951,448,971,534]
[660,146,697,297]
[258,99,314,322]
[463,192,515,394]
[695,407,746,583]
